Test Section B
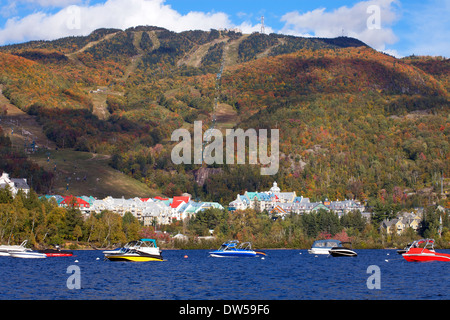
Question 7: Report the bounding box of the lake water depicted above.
[0,249,449,301]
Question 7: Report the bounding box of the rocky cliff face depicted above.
[194,167,223,186]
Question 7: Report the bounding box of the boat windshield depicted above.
[218,240,239,251]
[124,241,139,248]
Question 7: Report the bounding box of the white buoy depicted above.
[96,257,100,260]
[75,260,79,263]
[385,259,389,262]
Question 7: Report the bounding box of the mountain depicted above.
[0,26,448,206]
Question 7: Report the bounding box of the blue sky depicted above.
[0,0,448,57]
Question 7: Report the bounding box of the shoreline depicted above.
[66,247,403,251]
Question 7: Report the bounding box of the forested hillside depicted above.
[0,26,448,210]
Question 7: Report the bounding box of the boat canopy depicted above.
[311,239,342,248]
[140,239,158,247]
[416,239,434,245]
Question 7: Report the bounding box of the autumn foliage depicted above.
[0,27,448,208]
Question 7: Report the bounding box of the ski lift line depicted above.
[201,49,226,161]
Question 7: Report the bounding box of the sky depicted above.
[0,0,448,58]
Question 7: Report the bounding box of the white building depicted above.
[89,195,223,226]
[142,202,172,226]
[0,172,30,196]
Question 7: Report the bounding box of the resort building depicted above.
[0,172,30,196]
[229,181,367,218]
[229,182,297,212]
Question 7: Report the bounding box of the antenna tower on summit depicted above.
[261,16,265,34]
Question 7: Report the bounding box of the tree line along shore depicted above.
[1,187,449,250]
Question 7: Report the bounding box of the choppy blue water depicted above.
[0,249,449,300]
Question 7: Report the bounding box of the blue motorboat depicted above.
[209,240,266,258]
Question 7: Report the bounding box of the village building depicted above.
[38,192,223,226]
[380,212,422,235]
[0,172,30,196]
[91,196,150,219]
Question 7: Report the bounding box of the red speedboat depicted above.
[39,245,73,257]
[402,239,450,262]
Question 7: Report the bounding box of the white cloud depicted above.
[279,0,400,51]
[0,0,234,45]
[1,1,18,18]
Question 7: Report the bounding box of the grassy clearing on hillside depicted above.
[30,149,159,198]
[215,102,239,131]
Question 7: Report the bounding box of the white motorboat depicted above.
[0,240,31,256]
[308,239,342,255]
[9,251,47,259]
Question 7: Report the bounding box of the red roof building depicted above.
[60,196,90,208]
[173,196,190,203]
[154,196,169,201]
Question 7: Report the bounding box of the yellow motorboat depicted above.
[104,239,163,262]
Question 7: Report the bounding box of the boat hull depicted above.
[209,251,266,258]
[44,253,73,257]
[329,249,357,257]
[10,252,47,259]
[308,248,332,255]
[39,249,73,257]
[105,254,163,262]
